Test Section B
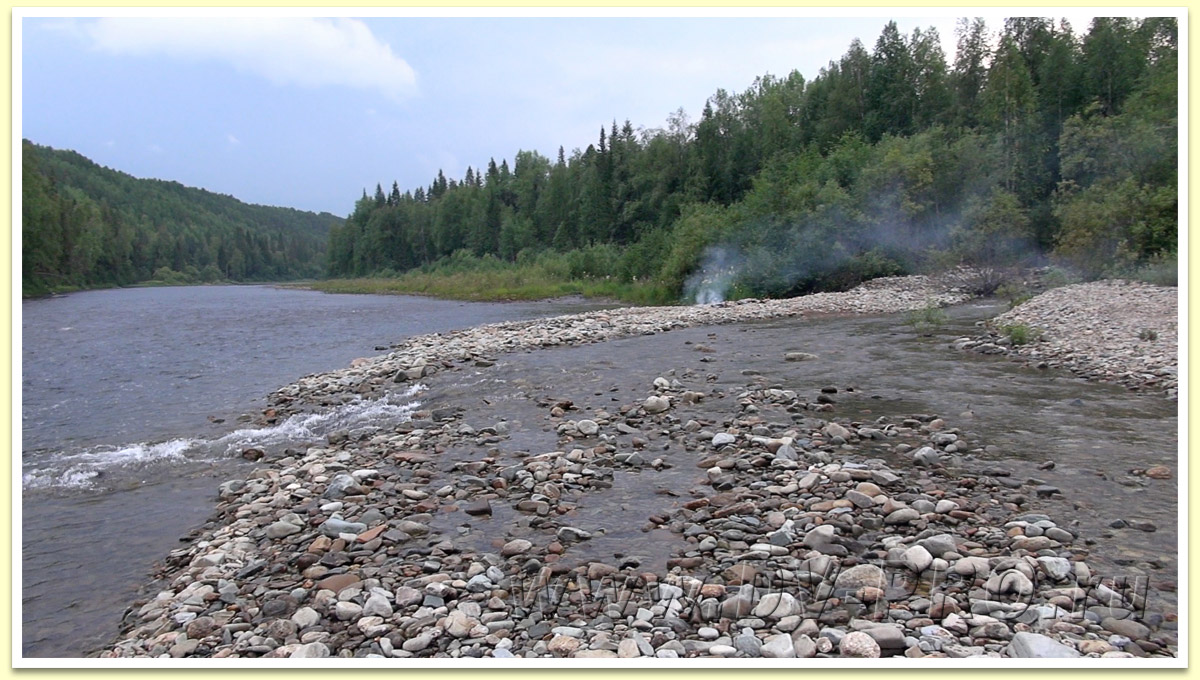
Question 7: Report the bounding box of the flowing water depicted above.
[412,301,1179,621]
[19,289,1179,657]
[20,285,614,657]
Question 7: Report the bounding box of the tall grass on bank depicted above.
[309,249,676,305]
[1127,255,1178,287]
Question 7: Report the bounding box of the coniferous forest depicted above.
[22,18,1177,303]
[326,17,1178,302]
[21,140,339,296]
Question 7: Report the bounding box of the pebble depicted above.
[752,593,803,620]
[1007,632,1081,658]
[501,539,532,556]
[97,271,1175,662]
[643,396,670,414]
[902,545,933,573]
[761,633,796,658]
[885,508,921,525]
[712,433,736,447]
[839,632,880,658]
[834,564,888,591]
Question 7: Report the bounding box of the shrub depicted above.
[1006,293,1034,310]
[1128,255,1177,287]
[1139,328,1159,341]
[1002,323,1042,345]
[958,266,1015,297]
[951,187,1035,265]
[1041,266,1082,289]
[905,300,948,334]
[995,281,1034,309]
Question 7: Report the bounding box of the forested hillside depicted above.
[328,17,1177,302]
[22,141,339,296]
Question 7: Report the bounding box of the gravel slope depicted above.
[955,280,1178,398]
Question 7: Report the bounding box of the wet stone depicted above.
[1007,632,1081,658]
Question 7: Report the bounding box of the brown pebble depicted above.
[314,573,361,594]
[856,586,885,603]
[1145,465,1172,479]
[356,525,386,543]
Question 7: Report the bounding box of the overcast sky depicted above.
[19,11,1100,217]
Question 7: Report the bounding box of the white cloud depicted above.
[226,133,240,145]
[80,17,417,101]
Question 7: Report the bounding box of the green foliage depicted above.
[952,188,1034,265]
[310,248,675,305]
[1040,265,1082,289]
[905,300,948,334]
[1007,293,1034,309]
[325,17,1175,303]
[655,203,731,292]
[995,281,1034,309]
[1001,322,1042,345]
[22,141,333,296]
[1138,328,1159,341]
[1053,178,1176,277]
[1126,254,1177,287]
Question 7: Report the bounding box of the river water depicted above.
[412,302,1180,617]
[19,287,1180,658]
[19,285,615,657]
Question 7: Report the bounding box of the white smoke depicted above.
[684,245,742,304]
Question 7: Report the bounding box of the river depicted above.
[19,287,1179,658]
[19,284,615,657]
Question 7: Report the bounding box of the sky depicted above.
[19,10,1102,217]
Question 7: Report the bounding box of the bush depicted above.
[1052,178,1177,278]
[952,188,1036,265]
[617,227,670,283]
[1006,292,1034,310]
[657,203,731,292]
[150,266,195,284]
[1002,323,1042,345]
[1139,328,1159,341]
[905,300,948,334]
[1041,265,1082,289]
[958,266,1016,297]
[1128,254,1177,287]
[995,281,1033,309]
[199,264,224,283]
[565,243,621,280]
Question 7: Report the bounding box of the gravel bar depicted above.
[953,280,1178,398]
[99,272,1177,661]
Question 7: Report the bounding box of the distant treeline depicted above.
[22,140,339,296]
[329,17,1177,299]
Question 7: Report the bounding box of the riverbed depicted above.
[20,285,1179,659]
[20,285,615,657]
[411,301,1177,598]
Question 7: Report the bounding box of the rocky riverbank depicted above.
[99,272,1178,661]
[953,280,1178,398]
[263,270,978,416]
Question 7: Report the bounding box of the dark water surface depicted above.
[20,285,614,657]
